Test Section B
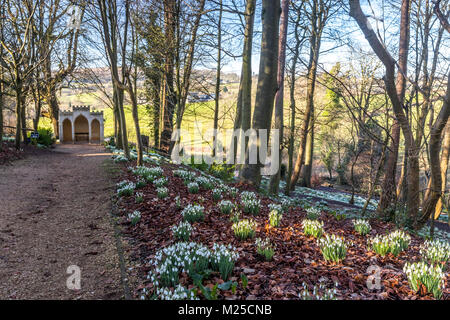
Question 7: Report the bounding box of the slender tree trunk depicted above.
[269,0,289,195]
[113,89,123,149]
[0,7,3,151]
[151,79,161,148]
[15,87,22,150]
[285,57,298,194]
[362,138,389,215]
[49,88,59,138]
[288,28,320,191]
[21,94,27,144]
[302,114,314,187]
[212,0,222,158]
[350,0,420,225]
[434,123,450,219]
[174,0,206,149]
[0,78,3,151]
[32,85,42,131]
[232,72,243,164]
[236,0,256,169]
[420,72,450,224]
[240,0,280,187]
[127,82,143,166]
[285,10,303,195]
[160,0,177,154]
[375,0,410,220]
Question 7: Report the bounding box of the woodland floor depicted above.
[0,143,124,299]
[115,160,449,300]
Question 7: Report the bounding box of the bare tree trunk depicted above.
[236,0,256,170]
[377,0,411,219]
[240,0,280,187]
[350,0,420,226]
[349,149,363,204]
[434,0,450,33]
[98,0,129,158]
[268,0,289,195]
[173,0,206,150]
[212,0,222,158]
[127,82,143,166]
[0,85,3,151]
[20,94,27,144]
[0,5,3,151]
[302,114,314,187]
[420,72,450,224]
[285,64,297,194]
[285,6,304,195]
[362,137,389,215]
[159,0,177,154]
[151,79,161,148]
[14,87,23,149]
[0,76,3,152]
[434,123,450,219]
[288,25,320,190]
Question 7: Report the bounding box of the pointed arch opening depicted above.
[74,115,89,142]
[91,118,100,142]
[62,118,72,142]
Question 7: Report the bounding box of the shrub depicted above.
[209,163,235,181]
[302,219,324,238]
[255,237,276,261]
[211,243,239,280]
[187,182,199,194]
[352,219,371,235]
[188,155,209,171]
[181,204,205,223]
[135,192,144,204]
[306,207,321,220]
[269,210,282,227]
[171,221,193,241]
[157,187,169,199]
[218,200,234,215]
[232,219,257,240]
[420,240,450,267]
[403,261,445,299]
[36,128,56,147]
[153,177,168,187]
[317,234,348,263]
[212,188,222,201]
[128,210,141,226]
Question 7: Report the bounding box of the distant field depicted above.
[36,80,311,155]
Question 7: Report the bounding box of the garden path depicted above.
[0,144,123,299]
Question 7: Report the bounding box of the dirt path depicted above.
[0,144,123,299]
